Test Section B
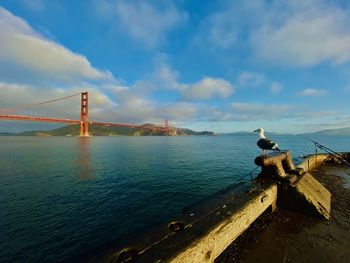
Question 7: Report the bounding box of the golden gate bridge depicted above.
[0,92,170,136]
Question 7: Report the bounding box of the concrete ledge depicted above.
[298,152,350,172]
[298,154,329,172]
[166,183,278,263]
[84,183,278,263]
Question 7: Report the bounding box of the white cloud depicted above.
[237,72,282,94]
[100,65,235,122]
[298,88,327,97]
[91,83,199,124]
[234,102,286,120]
[197,102,291,122]
[204,12,238,48]
[0,7,112,83]
[160,103,197,121]
[155,64,180,90]
[137,58,235,101]
[231,102,289,115]
[181,77,234,100]
[196,101,340,125]
[196,1,350,67]
[96,0,188,48]
[270,82,282,94]
[294,110,339,119]
[251,1,350,67]
[195,1,261,49]
[238,72,265,86]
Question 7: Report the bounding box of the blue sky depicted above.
[1,0,350,133]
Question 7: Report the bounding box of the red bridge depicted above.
[0,92,170,136]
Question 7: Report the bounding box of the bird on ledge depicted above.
[254,128,280,155]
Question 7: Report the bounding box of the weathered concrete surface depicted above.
[294,172,331,219]
[255,151,331,219]
[166,184,277,263]
[88,183,278,263]
[254,151,295,179]
[298,152,350,172]
[298,153,329,172]
[278,172,331,219]
[217,164,350,263]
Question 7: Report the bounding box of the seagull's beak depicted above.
[253,129,259,132]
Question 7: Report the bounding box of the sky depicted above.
[1,0,350,133]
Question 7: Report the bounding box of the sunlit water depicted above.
[1,135,350,262]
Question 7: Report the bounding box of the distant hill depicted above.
[220,131,284,136]
[220,131,253,136]
[0,132,15,136]
[300,127,350,136]
[2,124,214,136]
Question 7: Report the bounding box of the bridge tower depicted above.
[80,91,89,137]
[164,119,169,136]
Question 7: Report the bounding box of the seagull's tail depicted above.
[275,147,281,151]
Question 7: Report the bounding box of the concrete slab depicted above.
[168,184,277,263]
[293,172,331,219]
[81,183,278,263]
[276,172,331,220]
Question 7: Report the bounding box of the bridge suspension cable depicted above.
[89,93,119,119]
[0,92,81,113]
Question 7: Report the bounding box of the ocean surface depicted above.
[1,135,350,262]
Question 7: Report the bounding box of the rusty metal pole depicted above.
[80,92,89,137]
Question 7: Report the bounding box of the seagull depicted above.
[254,128,280,155]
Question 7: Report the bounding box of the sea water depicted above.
[1,135,349,262]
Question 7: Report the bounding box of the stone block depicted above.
[278,172,331,219]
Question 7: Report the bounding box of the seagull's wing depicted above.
[257,138,279,150]
[271,142,279,150]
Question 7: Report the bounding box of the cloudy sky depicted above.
[1,0,350,133]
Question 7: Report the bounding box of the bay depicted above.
[1,135,349,262]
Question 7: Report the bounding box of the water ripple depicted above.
[1,135,349,262]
